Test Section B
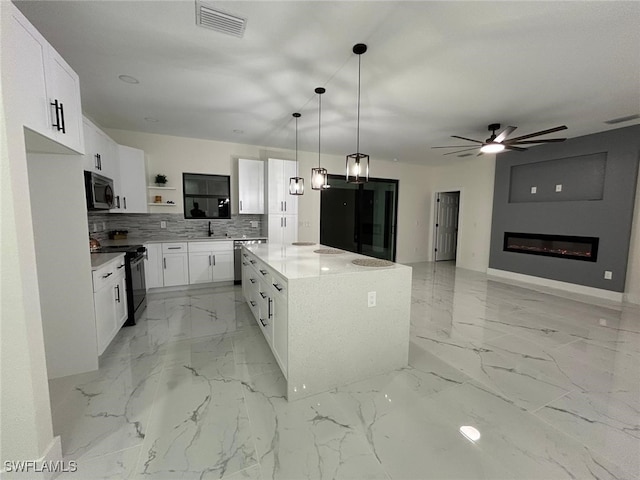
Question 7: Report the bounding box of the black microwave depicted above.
[84,171,114,210]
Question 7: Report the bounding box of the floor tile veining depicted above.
[49,263,640,479]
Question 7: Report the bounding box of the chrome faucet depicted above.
[208,221,213,237]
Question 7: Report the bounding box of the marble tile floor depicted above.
[48,262,640,479]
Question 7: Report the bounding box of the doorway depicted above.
[320,174,399,261]
[434,191,460,262]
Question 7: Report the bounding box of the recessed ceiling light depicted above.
[393,158,398,162]
[459,425,481,442]
[118,74,140,84]
[144,117,159,123]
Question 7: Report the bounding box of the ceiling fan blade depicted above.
[507,138,566,145]
[443,147,481,156]
[508,125,568,142]
[451,135,484,144]
[432,145,480,149]
[505,145,528,152]
[493,126,517,143]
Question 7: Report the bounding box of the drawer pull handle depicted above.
[260,318,267,327]
[242,262,248,266]
[117,264,125,269]
[167,247,182,250]
[249,301,256,307]
[249,278,256,284]
[102,272,113,279]
[259,291,267,299]
[249,260,256,264]
[268,298,272,318]
[259,269,268,276]
[273,283,283,292]
[115,284,120,303]
[242,254,248,258]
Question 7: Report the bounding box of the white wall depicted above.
[427,155,497,272]
[27,154,98,378]
[624,172,640,304]
[107,129,433,264]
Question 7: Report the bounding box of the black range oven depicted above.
[94,245,147,325]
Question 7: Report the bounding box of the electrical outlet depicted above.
[92,223,97,232]
[160,221,167,229]
[367,291,376,308]
[250,221,258,228]
[599,319,608,326]
[530,186,537,194]
[604,270,612,280]
[555,184,563,192]
[102,222,106,230]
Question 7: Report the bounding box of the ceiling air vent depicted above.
[196,1,247,38]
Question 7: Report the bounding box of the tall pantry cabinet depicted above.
[267,158,298,244]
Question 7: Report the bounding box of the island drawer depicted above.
[92,256,125,292]
[162,242,188,253]
[270,272,287,296]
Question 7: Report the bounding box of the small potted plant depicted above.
[155,174,168,186]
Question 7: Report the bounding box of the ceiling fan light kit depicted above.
[434,123,568,157]
[289,112,304,195]
[311,87,329,190]
[346,43,370,184]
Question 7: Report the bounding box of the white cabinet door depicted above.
[4,6,49,136]
[238,159,265,214]
[82,119,101,173]
[94,283,117,355]
[163,253,189,287]
[282,160,298,215]
[282,215,298,244]
[114,273,128,328]
[268,158,284,214]
[117,145,148,213]
[144,243,164,289]
[45,46,84,153]
[211,251,234,282]
[268,215,283,244]
[189,251,213,284]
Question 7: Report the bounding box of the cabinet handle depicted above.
[242,261,248,266]
[242,253,248,258]
[115,284,120,303]
[117,264,125,269]
[102,272,113,279]
[259,291,267,299]
[249,260,256,264]
[284,201,287,212]
[163,258,167,269]
[209,255,212,266]
[268,298,272,318]
[95,153,100,170]
[259,269,267,276]
[249,301,256,307]
[249,278,256,284]
[280,201,283,211]
[50,99,65,133]
[273,283,283,292]
[167,247,181,250]
[123,197,127,210]
[116,196,120,209]
[240,200,243,211]
[260,318,267,327]
[284,217,287,228]
[280,217,283,227]
[213,255,216,266]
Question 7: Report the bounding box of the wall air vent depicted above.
[196,1,247,38]
[604,114,640,125]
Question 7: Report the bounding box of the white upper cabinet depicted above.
[238,158,265,214]
[4,2,84,153]
[268,158,298,215]
[115,145,148,214]
[83,117,117,178]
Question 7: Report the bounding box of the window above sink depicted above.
[183,173,231,220]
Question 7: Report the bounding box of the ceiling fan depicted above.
[433,123,568,156]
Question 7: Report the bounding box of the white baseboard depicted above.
[486,268,624,303]
[1,436,63,480]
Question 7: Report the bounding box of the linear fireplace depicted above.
[503,232,599,262]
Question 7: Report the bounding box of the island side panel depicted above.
[286,267,411,400]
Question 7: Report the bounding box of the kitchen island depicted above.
[242,243,412,401]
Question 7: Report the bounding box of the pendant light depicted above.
[311,87,329,190]
[346,43,369,184]
[289,112,304,195]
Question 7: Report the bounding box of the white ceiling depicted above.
[15,1,640,164]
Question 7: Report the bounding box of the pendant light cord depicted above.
[295,114,299,176]
[318,93,322,168]
[356,53,361,155]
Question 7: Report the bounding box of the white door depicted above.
[188,251,213,284]
[435,191,460,261]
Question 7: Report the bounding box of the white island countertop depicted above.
[244,243,411,280]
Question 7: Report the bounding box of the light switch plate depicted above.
[555,184,563,192]
[530,186,537,194]
[604,270,613,280]
[160,221,167,229]
[367,291,376,308]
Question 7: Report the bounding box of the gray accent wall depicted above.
[489,125,640,292]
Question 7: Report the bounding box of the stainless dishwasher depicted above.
[234,238,267,284]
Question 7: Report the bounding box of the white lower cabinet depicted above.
[188,241,233,285]
[163,244,189,287]
[242,248,288,378]
[268,214,298,244]
[92,256,128,355]
[144,243,164,289]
